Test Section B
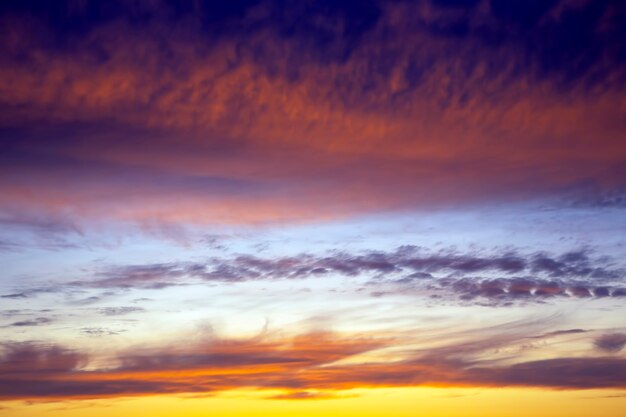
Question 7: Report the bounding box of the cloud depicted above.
[85,264,196,289]
[1,327,625,401]
[1,287,64,300]
[1,293,29,299]
[567,189,626,209]
[80,327,126,337]
[98,307,145,317]
[0,342,86,376]
[594,333,626,353]
[198,247,624,286]
[265,390,348,400]
[446,277,625,303]
[0,1,624,227]
[463,357,626,389]
[8,317,54,327]
[534,329,588,338]
[4,246,624,304]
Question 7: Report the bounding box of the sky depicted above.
[0,1,625,416]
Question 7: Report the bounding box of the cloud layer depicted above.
[1,327,625,401]
[1,0,625,227]
[4,246,624,304]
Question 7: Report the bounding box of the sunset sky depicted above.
[1,1,625,416]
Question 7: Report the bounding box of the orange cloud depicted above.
[1,1,625,227]
[1,329,625,402]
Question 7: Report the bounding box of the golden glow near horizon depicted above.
[4,388,626,417]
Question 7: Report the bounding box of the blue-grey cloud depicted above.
[594,333,626,353]
[3,247,624,304]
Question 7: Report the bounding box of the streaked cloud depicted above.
[1,326,625,401]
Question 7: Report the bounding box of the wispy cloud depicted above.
[6,317,54,327]
[1,325,624,401]
[98,307,145,317]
